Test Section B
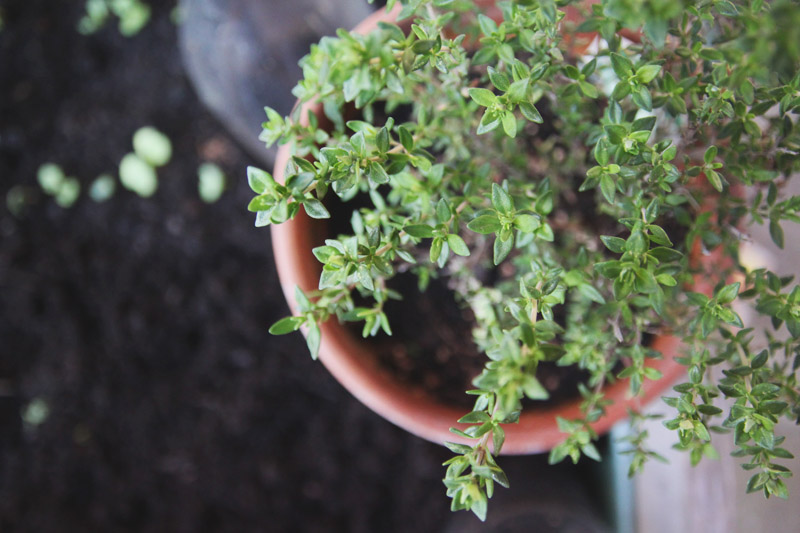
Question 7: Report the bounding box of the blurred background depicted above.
[1,1,798,532]
[1,1,597,531]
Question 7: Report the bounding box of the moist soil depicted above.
[0,2,607,531]
[365,273,591,409]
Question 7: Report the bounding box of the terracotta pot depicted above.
[271,3,695,454]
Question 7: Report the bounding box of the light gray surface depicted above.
[634,178,800,533]
[179,0,375,166]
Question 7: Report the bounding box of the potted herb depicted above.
[248,0,800,521]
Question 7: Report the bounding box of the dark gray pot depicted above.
[179,0,375,165]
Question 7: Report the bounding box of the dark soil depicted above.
[365,273,593,410]
[369,273,487,408]
[0,2,609,531]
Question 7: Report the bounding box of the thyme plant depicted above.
[249,0,800,520]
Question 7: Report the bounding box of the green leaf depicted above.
[716,282,740,304]
[513,214,540,233]
[579,284,606,304]
[594,140,609,166]
[644,199,658,222]
[740,79,755,105]
[294,286,312,312]
[632,86,652,111]
[247,194,275,212]
[458,411,490,424]
[698,404,723,415]
[656,273,677,287]
[705,169,723,192]
[270,199,289,224]
[368,161,390,185]
[119,153,157,197]
[376,127,390,153]
[549,443,569,464]
[635,64,661,84]
[699,48,723,61]
[492,183,514,215]
[350,131,366,157]
[398,126,414,151]
[594,260,622,278]
[54,177,80,208]
[578,80,598,98]
[430,237,443,263]
[632,116,657,133]
[600,235,626,253]
[303,198,330,219]
[769,219,784,249]
[522,375,548,400]
[288,172,314,192]
[444,441,474,455]
[306,322,321,360]
[89,174,116,202]
[605,125,627,145]
[269,316,303,335]
[477,13,497,36]
[627,230,648,255]
[767,183,777,206]
[751,350,768,369]
[716,1,739,16]
[643,367,662,381]
[519,103,543,123]
[493,235,513,264]
[436,198,451,223]
[612,80,631,101]
[405,224,435,238]
[629,130,651,144]
[649,246,684,262]
[395,249,416,264]
[536,223,554,242]
[358,264,374,291]
[312,245,337,263]
[37,163,64,194]
[704,145,718,165]
[254,211,272,227]
[491,462,508,486]
[117,1,150,36]
[600,174,616,203]
[132,126,172,167]
[535,191,553,215]
[471,495,488,522]
[643,18,668,47]
[694,421,711,442]
[564,64,580,80]
[411,39,435,54]
[582,443,601,462]
[468,87,497,107]
[447,234,470,256]
[610,52,634,78]
[502,111,517,137]
[477,109,500,134]
[635,267,659,293]
[198,163,225,203]
[468,214,502,234]
[487,66,510,91]
[647,225,672,246]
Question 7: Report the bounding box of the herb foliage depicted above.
[250,0,800,520]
